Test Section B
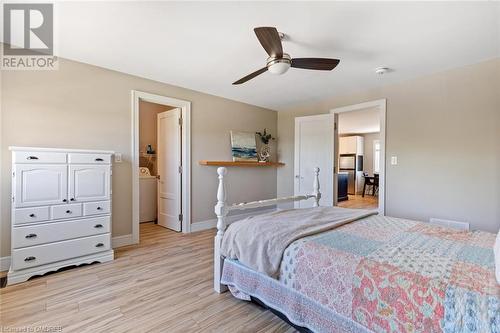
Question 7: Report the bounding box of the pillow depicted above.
[495,230,500,284]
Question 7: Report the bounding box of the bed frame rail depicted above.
[214,166,321,293]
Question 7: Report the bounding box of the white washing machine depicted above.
[139,167,157,223]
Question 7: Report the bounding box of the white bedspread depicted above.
[220,206,376,277]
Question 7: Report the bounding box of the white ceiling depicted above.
[338,108,380,134]
[9,2,500,111]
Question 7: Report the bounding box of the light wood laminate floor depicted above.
[337,194,378,210]
[0,223,296,333]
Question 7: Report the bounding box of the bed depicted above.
[212,167,500,333]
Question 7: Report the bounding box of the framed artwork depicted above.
[230,131,258,162]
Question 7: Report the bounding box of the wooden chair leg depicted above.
[362,182,366,197]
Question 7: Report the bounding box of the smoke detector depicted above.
[375,67,391,75]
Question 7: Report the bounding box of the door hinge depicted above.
[178,117,182,126]
[334,122,338,130]
[178,165,182,174]
[12,171,15,178]
[178,214,183,222]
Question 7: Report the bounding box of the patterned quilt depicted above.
[276,215,500,333]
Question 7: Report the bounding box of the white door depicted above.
[294,114,335,208]
[69,165,111,202]
[15,165,68,207]
[157,108,182,231]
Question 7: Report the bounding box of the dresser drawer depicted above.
[51,203,82,220]
[13,151,67,164]
[12,216,110,248]
[83,201,110,216]
[11,234,110,270]
[68,153,111,164]
[14,207,50,225]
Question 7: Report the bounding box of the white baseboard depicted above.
[112,234,134,248]
[191,208,276,232]
[1,256,11,272]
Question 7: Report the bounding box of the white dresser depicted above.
[8,147,114,285]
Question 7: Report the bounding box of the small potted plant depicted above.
[256,129,275,162]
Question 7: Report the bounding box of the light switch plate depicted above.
[114,153,122,163]
[391,156,398,165]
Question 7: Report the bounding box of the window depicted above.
[373,140,381,173]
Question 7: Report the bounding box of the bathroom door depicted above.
[157,108,182,232]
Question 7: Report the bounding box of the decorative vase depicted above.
[259,145,271,162]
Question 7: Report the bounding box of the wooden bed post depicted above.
[214,167,229,293]
[312,167,321,207]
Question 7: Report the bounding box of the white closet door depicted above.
[294,114,335,208]
[69,165,110,202]
[157,108,182,232]
[15,165,68,207]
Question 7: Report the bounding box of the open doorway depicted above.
[331,99,386,215]
[138,100,182,231]
[132,91,191,244]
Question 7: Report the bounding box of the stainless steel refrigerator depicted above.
[339,154,363,195]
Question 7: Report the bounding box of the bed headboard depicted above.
[213,166,321,293]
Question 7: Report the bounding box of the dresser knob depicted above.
[95,158,104,162]
[29,213,36,218]
[95,243,104,248]
[94,224,103,228]
[25,234,37,239]
[97,207,102,210]
[66,210,72,214]
[70,198,75,201]
[26,156,39,160]
[24,256,36,262]
[62,199,67,202]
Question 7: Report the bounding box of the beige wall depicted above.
[278,58,500,232]
[1,58,277,257]
[139,100,174,176]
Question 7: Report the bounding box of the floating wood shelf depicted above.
[199,161,285,167]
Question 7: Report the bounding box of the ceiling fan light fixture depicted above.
[267,53,291,75]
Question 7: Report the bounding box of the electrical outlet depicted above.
[391,156,398,165]
[114,153,122,163]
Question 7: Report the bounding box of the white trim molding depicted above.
[330,98,387,216]
[0,256,11,272]
[112,234,134,248]
[131,90,192,244]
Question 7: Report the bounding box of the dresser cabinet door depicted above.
[15,165,68,207]
[69,165,110,202]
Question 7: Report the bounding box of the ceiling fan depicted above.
[233,27,340,85]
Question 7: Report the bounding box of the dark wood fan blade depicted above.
[254,27,283,58]
[291,58,340,70]
[232,67,268,85]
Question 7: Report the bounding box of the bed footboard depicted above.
[213,167,321,293]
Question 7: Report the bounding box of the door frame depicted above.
[294,114,334,208]
[131,90,191,243]
[330,99,386,216]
